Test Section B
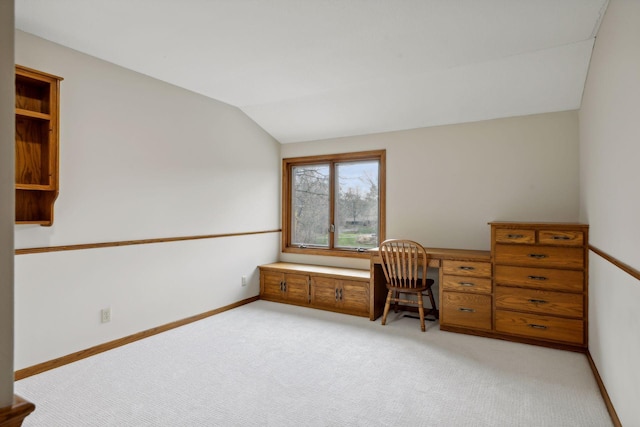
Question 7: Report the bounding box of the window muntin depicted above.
[283,150,385,257]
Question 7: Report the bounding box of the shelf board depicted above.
[16,184,55,191]
[16,219,52,226]
[15,108,51,120]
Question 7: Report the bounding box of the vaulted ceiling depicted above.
[15,0,609,143]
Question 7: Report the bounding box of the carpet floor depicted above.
[16,300,612,426]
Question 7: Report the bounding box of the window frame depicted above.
[282,150,386,258]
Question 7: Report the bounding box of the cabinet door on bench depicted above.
[310,277,369,316]
[285,273,310,305]
[310,277,339,311]
[262,271,286,301]
[261,271,309,305]
[340,279,369,316]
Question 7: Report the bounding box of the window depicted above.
[282,150,385,257]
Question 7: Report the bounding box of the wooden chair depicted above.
[378,239,437,332]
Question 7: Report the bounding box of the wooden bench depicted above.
[259,262,372,318]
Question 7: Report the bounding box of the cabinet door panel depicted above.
[340,280,369,316]
[310,276,338,310]
[285,273,310,305]
[261,271,284,302]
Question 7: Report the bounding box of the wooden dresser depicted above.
[491,222,588,350]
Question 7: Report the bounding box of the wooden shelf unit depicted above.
[14,65,63,226]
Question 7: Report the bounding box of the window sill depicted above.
[282,246,374,259]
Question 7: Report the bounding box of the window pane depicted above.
[335,161,379,249]
[291,164,330,247]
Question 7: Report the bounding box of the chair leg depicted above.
[381,290,393,326]
[418,293,426,332]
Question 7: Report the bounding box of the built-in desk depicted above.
[369,222,589,352]
[260,222,587,353]
[368,247,491,321]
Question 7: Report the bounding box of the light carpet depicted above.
[16,300,612,426]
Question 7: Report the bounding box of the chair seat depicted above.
[388,278,434,293]
[387,285,428,293]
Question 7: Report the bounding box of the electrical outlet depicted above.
[241,275,247,286]
[101,307,111,323]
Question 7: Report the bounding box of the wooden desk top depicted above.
[369,247,490,265]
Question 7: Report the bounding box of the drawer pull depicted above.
[528,254,547,259]
[507,234,524,239]
[552,235,571,240]
[458,266,475,271]
[528,324,548,330]
[528,299,548,304]
[527,275,548,281]
[458,282,475,287]
[457,307,475,313]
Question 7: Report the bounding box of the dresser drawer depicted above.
[442,275,492,294]
[494,244,584,269]
[494,229,535,244]
[495,310,584,344]
[538,230,584,246]
[441,292,491,330]
[494,265,584,292]
[495,286,583,317]
[442,260,491,278]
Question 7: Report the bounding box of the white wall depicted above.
[13,31,281,370]
[15,234,280,369]
[579,0,640,425]
[281,111,580,270]
[0,0,15,408]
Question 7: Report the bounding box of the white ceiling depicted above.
[15,0,609,143]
